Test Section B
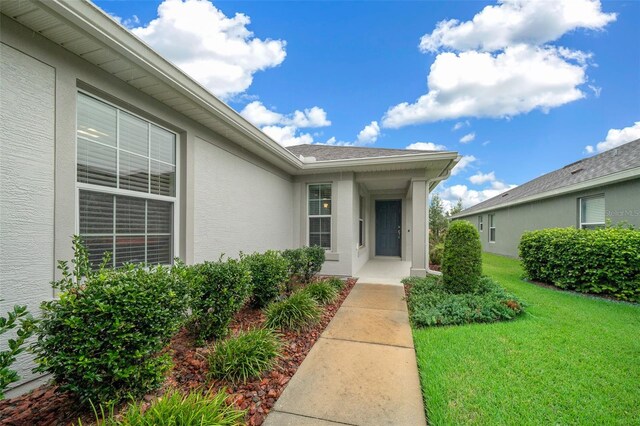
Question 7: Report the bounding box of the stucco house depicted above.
[0,0,459,395]
[453,138,640,257]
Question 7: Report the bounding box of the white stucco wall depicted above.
[192,137,294,261]
[0,43,56,390]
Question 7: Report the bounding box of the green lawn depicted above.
[413,253,640,425]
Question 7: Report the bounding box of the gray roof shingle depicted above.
[286,144,434,161]
[456,138,640,217]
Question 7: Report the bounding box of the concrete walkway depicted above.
[264,281,426,426]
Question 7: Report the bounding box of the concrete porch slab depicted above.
[322,306,413,348]
[268,337,425,425]
[342,283,407,312]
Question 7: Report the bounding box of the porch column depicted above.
[410,179,427,277]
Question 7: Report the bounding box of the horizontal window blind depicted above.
[581,196,605,225]
[308,183,331,249]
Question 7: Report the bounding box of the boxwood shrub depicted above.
[442,221,482,293]
[243,250,289,308]
[33,238,189,405]
[519,227,640,301]
[429,243,444,266]
[282,246,326,284]
[188,257,252,344]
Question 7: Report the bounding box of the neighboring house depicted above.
[0,0,459,395]
[453,138,640,257]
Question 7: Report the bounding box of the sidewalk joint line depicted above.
[340,304,407,313]
[273,409,359,425]
[320,336,414,350]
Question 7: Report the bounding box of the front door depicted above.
[375,200,401,257]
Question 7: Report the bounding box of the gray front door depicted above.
[375,200,401,257]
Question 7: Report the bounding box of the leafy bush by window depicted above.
[33,237,189,405]
[404,275,525,327]
[519,227,640,302]
[264,291,321,331]
[243,251,289,308]
[429,243,444,266]
[282,246,326,284]
[442,221,482,293]
[208,328,281,383]
[1,304,37,399]
[93,389,246,425]
[301,281,338,305]
[188,258,252,344]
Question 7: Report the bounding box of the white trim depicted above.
[579,194,605,229]
[455,167,640,219]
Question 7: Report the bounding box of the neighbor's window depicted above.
[488,214,496,242]
[76,92,177,267]
[478,215,483,232]
[580,195,605,229]
[308,183,331,249]
[359,196,365,247]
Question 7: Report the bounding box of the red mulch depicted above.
[0,277,357,426]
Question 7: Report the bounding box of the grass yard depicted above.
[413,253,640,425]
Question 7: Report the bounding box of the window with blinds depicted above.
[580,195,605,229]
[488,214,495,242]
[76,92,176,267]
[308,183,331,249]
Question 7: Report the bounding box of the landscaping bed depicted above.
[0,277,356,426]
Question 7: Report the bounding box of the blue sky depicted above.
[96,0,640,210]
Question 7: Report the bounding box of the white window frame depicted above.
[579,195,605,229]
[478,215,483,232]
[75,90,180,266]
[358,195,365,248]
[307,183,332,250]
[488,214,495,243]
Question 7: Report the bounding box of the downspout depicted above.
[425,158,459,276]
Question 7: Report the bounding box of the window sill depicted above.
[325,252,340,262]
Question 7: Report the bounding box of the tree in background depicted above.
[429,194,448,246]
[448,198,464,217]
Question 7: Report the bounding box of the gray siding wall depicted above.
[462,178,640,257]
[0,43,56,389]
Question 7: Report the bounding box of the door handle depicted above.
[397,226,401,239]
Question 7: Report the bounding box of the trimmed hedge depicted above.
[442,221,482,293]
[519,227,640,302]
[34,238,189,405]
[244,250,289,308]
[282,246,326,284]
[187,258,253,344]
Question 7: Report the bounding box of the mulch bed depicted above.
[0,277,357,426]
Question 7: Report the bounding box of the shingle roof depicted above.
[286,144,434,161]
[456,138,640,217]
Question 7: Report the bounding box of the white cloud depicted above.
[469,171,495,184]
[460,132,476,143]
[131,0,286,99]
[452,120,470,131]
[240,101,284,126]
[450,155,476,176]
[420,0,615,53]
[261,125,313,147]
[382,45,588,128]
[406,142,447,151]
[356,121,381,145]
[585,121,640,153]
[438,182,516,210]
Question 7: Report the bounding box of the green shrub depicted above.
[208,328,281,383]
[93,389,246,425]
[282,246,326,284]
[519,227,640,301]
[429,243,445,266]
[406,275,525,327]
[243,251,289,308]
[264,291,321,331]
[323,277,345,291]
[33,237,189,405]
[188,258,252,344]
[1,304,37,399]
[302,281,338,305]
[442,221,482,293]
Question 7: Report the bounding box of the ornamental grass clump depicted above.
[302,281,338,305]
[441,221,482,293]
[243,250,289,308]
[187,257,252,344]
[33,237,189,405]
[264,291,321,331]
[323,277,345,291]
[208,328,281,383]
[93,388,246,426]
